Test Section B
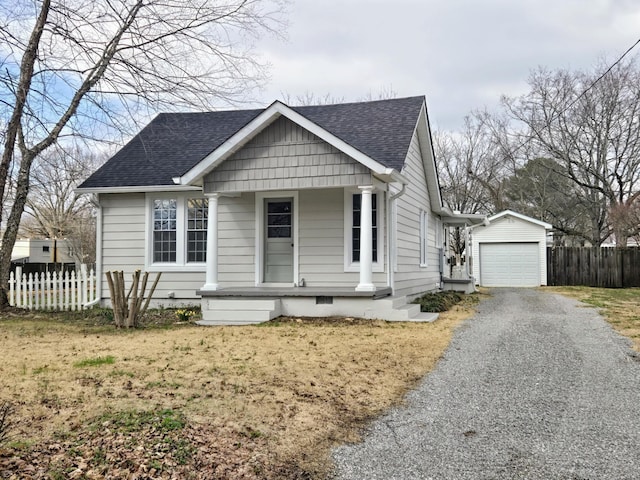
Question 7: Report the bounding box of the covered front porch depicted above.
[199,186,384,295]
[191,186,421,324]
[440,211,487,294]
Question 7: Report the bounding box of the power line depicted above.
[508,36,640,156]
[563,37,640,114]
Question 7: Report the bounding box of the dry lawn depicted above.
[545,286,640,351]
[0,294,481,479]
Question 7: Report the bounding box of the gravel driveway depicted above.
[332,288,640,479]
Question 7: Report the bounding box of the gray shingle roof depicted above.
[78,96,424,189]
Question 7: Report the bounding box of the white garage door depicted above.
[479,243,540,287]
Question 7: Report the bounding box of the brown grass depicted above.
[545,286,640,351]
[0,295,481,478]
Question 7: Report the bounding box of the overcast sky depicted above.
[255,0,640,131]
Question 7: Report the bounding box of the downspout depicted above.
[83,194,102,308]
[387,183,407,292]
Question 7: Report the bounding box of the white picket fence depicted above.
[9,265,97,311]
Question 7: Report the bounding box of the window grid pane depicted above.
[187,199,208,263]
[153,199,177,263]
[352,193,377,262]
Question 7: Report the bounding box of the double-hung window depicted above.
[344,189,384,272]
[153,199,177,262]
[149,195,208,269]
[186,199,207,263]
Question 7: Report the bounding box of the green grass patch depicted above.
[73,356,115,368]
[413,291,464,312]
[32,366,49,375]
[91,408,186,434]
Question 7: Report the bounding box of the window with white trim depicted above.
[187,199,208,262]
[150,196,207,266]
[344,189,384,272]
[420,209,428,267]
[153,199,177,262]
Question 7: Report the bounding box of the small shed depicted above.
[471,210,552,287]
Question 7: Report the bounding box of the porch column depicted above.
[464,226,471,278]
[356,186,376,292]
[201,193,220,291]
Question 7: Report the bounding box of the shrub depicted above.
[413,291,464,312]
[175,309,197,322]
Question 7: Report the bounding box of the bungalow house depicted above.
[77,96,483,324]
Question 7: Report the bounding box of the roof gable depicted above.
[486,210,553,229]
[78,97,425,191]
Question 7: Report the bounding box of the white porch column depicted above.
[201,193,220,291]
[356,186,376,292]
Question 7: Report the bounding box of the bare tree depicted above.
[279,85,397,107]
[503,157,590,244]
[0,0,286,306]
[279,91,345,106]
[502,58,640,246]
[434,113,516,258]
[435,113,514,217]
[19,145,100,264]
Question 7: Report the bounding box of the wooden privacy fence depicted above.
[9,265,97,310]
[547,247,640,288]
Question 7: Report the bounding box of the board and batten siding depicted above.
[298,188,386,287]
[100,192,205,304]
[204,116,372,193]
[471,215,548,286]
[394,132,440,298]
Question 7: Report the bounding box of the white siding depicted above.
[471,215,548,286]
[394,132,440,297]
[204,116,372,193]
[100,193,205,303]
[218,193,256,286]
[298,188,386,287]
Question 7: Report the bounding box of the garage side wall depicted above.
[471,216,548,286]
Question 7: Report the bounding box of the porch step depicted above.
[364,296,438,322]
[197,298,281,325]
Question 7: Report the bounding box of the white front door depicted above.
[264,198,294,283]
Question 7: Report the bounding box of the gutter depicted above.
[387,177,408,291]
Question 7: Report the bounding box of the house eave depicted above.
[75,185,202,195]
[374,168,409,185]
[439,209,488,226]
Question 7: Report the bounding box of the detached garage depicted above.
[471,210,552,287]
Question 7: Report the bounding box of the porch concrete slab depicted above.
[198,286,392,299]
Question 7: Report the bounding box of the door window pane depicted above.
[267,201,292,238]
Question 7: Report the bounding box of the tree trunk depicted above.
[105,270,161,328]
[0,151,37,308]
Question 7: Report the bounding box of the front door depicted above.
[264,198,293,283]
